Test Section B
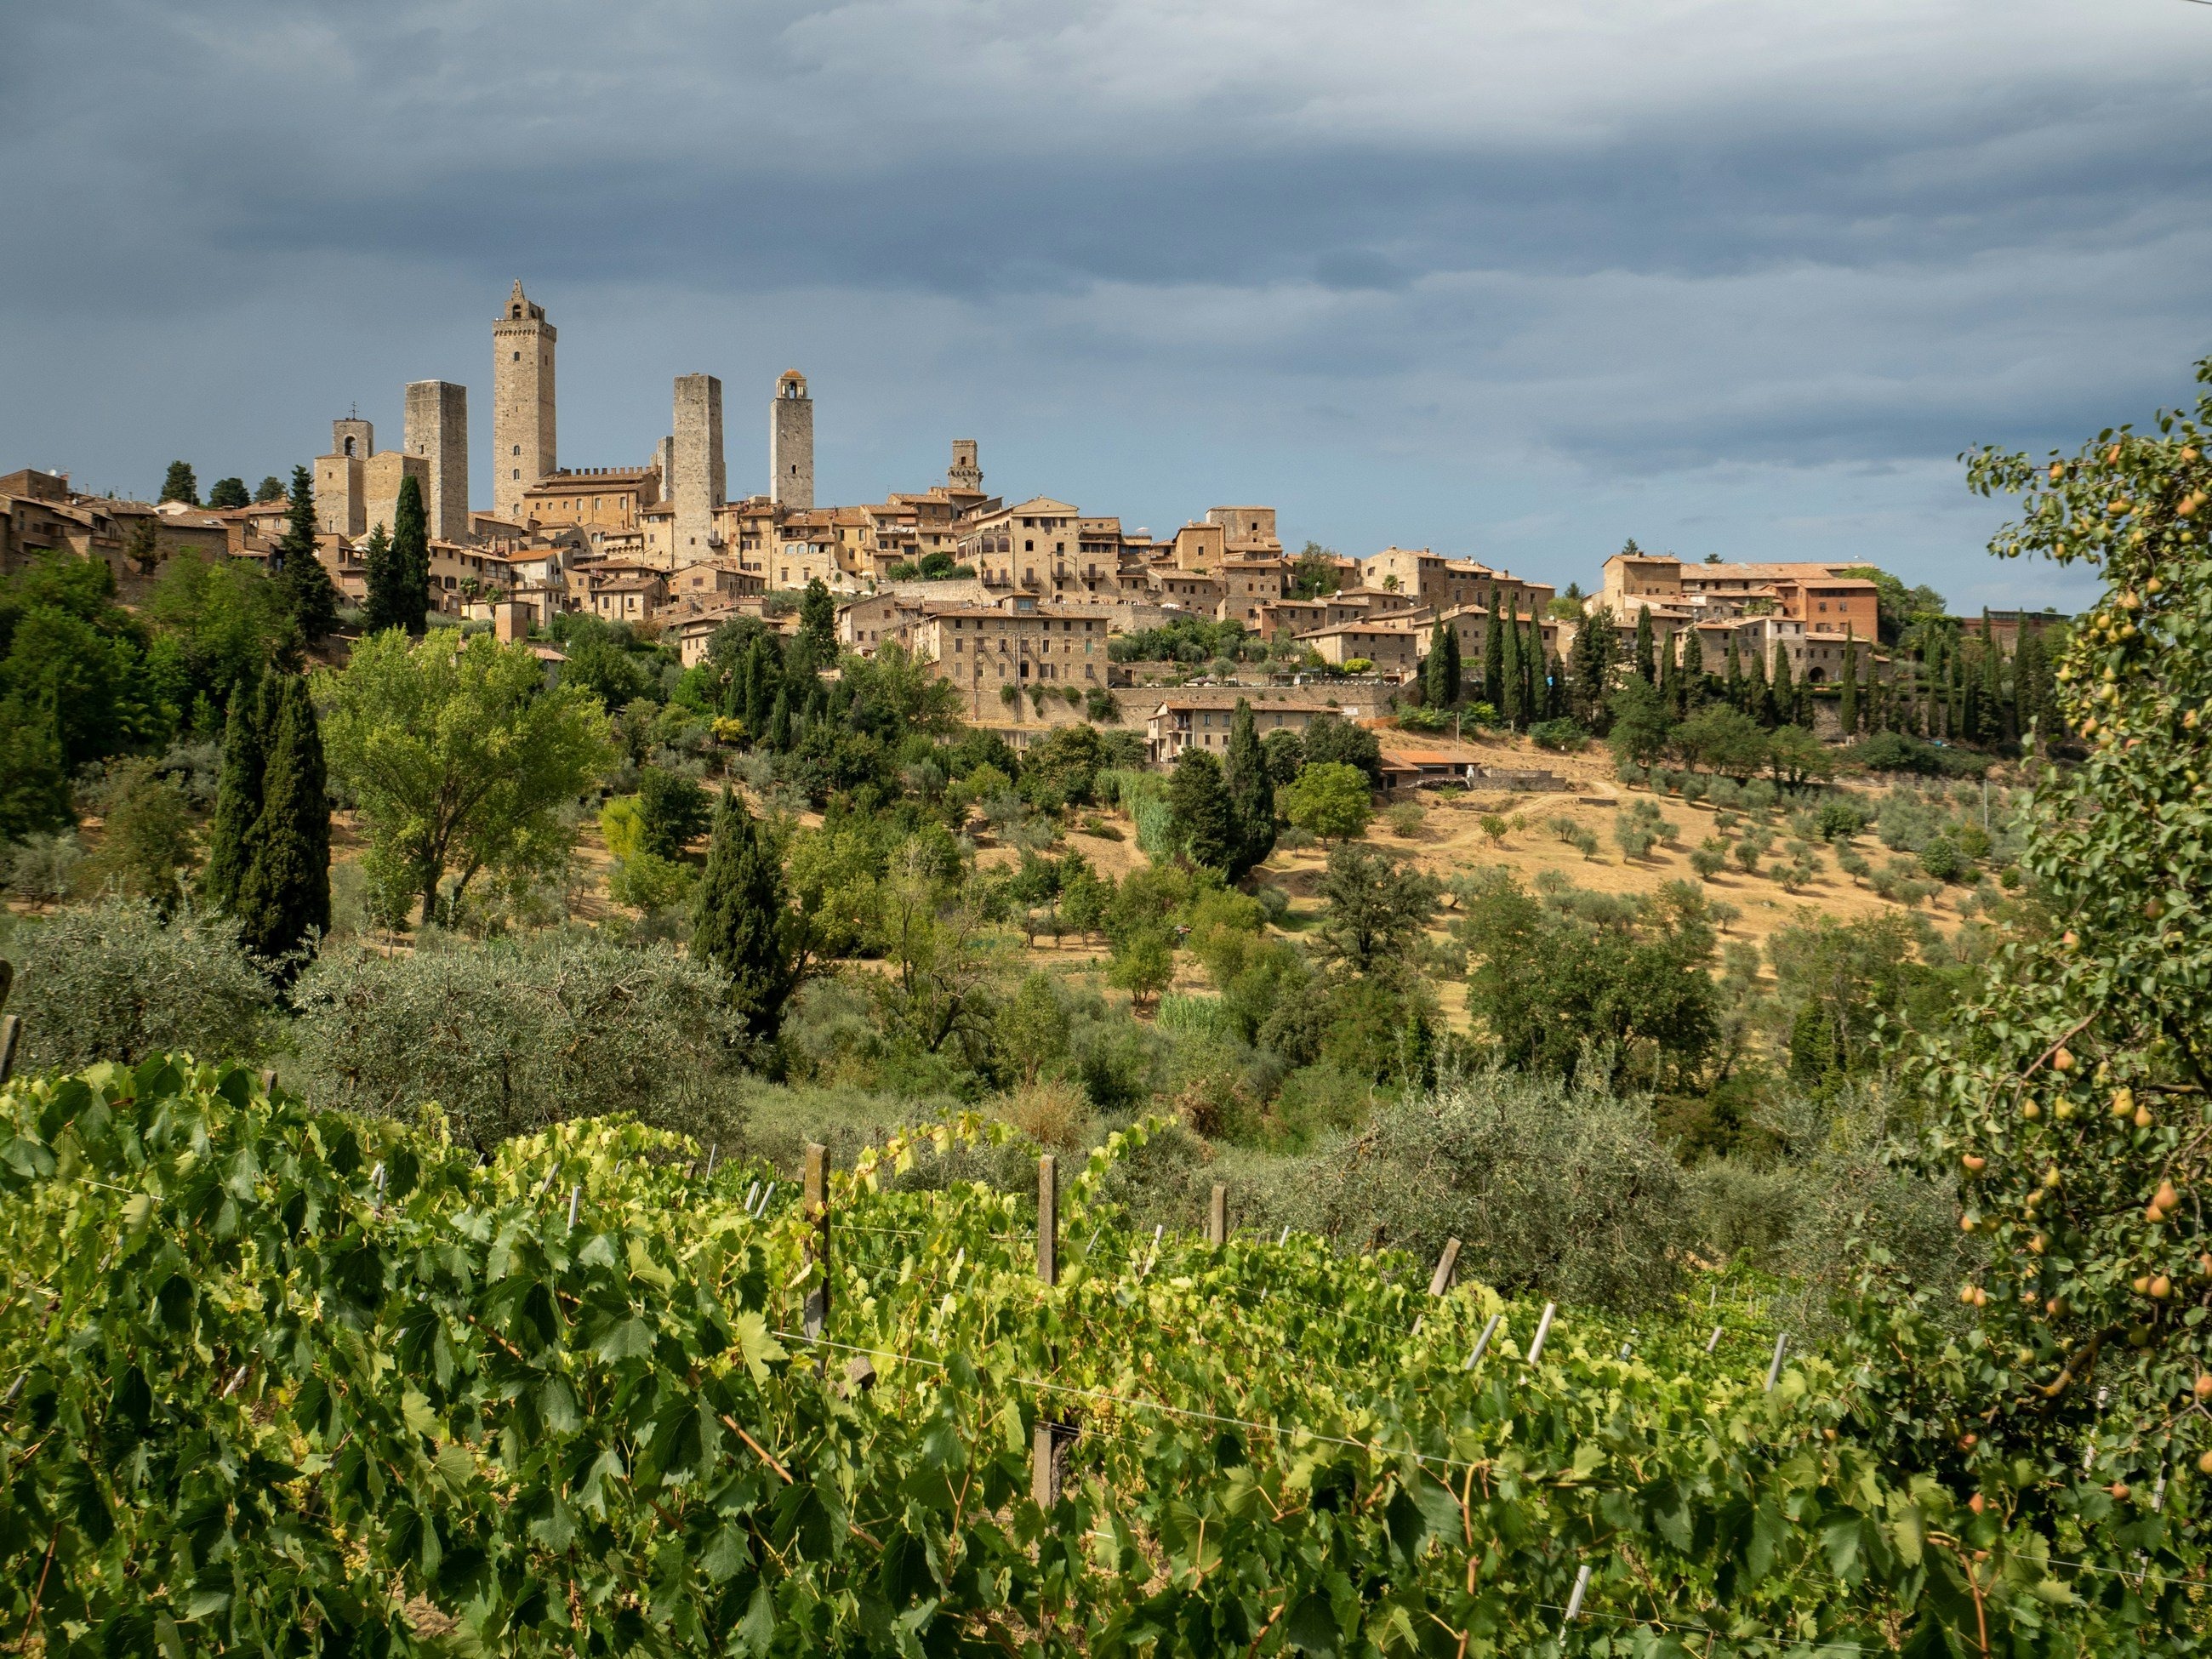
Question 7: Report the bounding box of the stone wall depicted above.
[403,380,470,542]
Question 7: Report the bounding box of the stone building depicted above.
[1143,688,1349,765]
[403,379,470,542]
[671,373,727,561]
[519,466,663,550]
[313,418,426,541]
[771,370,813,510]
[905,601,1111,716]
[493,281,556,521]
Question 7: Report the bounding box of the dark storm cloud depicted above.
[3,0,2209,602]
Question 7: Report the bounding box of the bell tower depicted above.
[493,281,556,521]
[770,369,813,510]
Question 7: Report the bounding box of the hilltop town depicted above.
[0,281,2069,779]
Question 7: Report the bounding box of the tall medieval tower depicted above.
[770,369,813,510]
[670,373,726,562]
[493,281,556,521]
[403,380,470,542]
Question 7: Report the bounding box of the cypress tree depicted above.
[1498,602,1522,728]
[159,460,199,505]
[1442,619,1462,708]
[1980,613,2006,744]
[1222,698,1276,881]
[391,473,431,636]
[1633,605,1656,685]
[1747,640,1772,726]
[233,676,332,972]
[1656,624,1679,713]
[1422,620,1450,706]
[202,671,271,913]
[1839,633,1860,735]
[1545,647,1566,720]
[1521,613,1542,729]
[359,522,399,634]
[694,789,798,1044]
[276,465,339,640]
[768,687,792,751]
[1724,635,1744,711]
[1770,647,1795,730]
[1482,586,1506,709]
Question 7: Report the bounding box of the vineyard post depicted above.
[258,1067,276,1096]
[804,1142,830,1338]
[1764,1331,1790,1393]
[0,1014,19,1086]
[1525,1303,1557,1366]
[1207,1183,1228,1247]
[1464,1311,1502,1371]
[1428,1238,1462,1295]
[1037,1154,1058,1288]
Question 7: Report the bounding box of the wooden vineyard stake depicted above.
[1206,1183,1228,1247]
[0,1015,20,1087]
[1036,1154,1058,1288]
[1764,1331,1790,1393]
[803,1143,830,1339]
[1427,1237,1462,1297]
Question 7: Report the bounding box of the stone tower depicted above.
[315,417,373,536]
[493,281,556,521]
[403,380,470,542]
[770,369,813,510]
[947,438,982,493]
[671,374,726,562]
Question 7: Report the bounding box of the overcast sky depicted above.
[6,0,2210,607]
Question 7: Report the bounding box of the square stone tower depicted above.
[403,380,470,543]
[315,417,373,536]
[493,281,556,522]
[948,438,983,493]
[771,369,813,510]
[671,373,726,562]
[362,452,430,543]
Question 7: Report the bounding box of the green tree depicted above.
[1568,601,1616,731]
[1288,541,1343,599]
[231,676,332,968]
[253,475,285,503]
[275,465,339,641]
[158,460,199,505]
[206,476,250,510]
[317,630,613,925]
[147,553,294,713]
[1300,711,1382,789]
[358,522,399,634]
[693,788,802,1045]
[391,473,431,636]
[1497,598,1523,728]
[1632,604,1656,685]
[1106,924,1175,1010]
[1166,747,1235,870]
[636,766,711,858]
[1281,761,1372,842]
[1221,698,1277,881]
[1481,586,1506,709]
[1673,704,1768,779]
[1839,632,1861,734]
[1605,676,1673,768]
[0,710,71,841]
[1317,842,1438,973]
[77,763,197,911]
[1764,723,1833,790]
[202,672,271,914]
[799,576,837,662]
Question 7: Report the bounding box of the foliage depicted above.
[2,898,274,1069]
[1529,716,1586,752]
[158,459,199,505]
[1164,748,1235,870]
[636,766,711,858]
[206,474,250,509]
[275,465,340,641]
[145,555,295,718]
[1221,699,1277,880]
[230,675,332,967]
[1297,711,1382,788]
[1315,842,1438,974]
[1280,761,1372,842]
[2,1079,2159,1658]
[317,630,613,926]
[694,789,805,1046]
[77,761,197,911]
[294,931,746,1149]
[1457,869,1719,1089]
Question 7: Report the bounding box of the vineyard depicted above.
[0,1058,2197,1656]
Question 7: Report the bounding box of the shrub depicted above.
[4,898,275,1070]
[1396,704,1451,734]
[1384,801,1427,839]
[1480,812,1510,846]
[1918,837,1964,882]
[4,831,81,909]
[1529,718,1586,753]
[1816,798,1872,841]
[294,931,748,1149]
[1733,838,1762,875]
[1299,1070,1692,1311]
[1690,841,1726,881]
